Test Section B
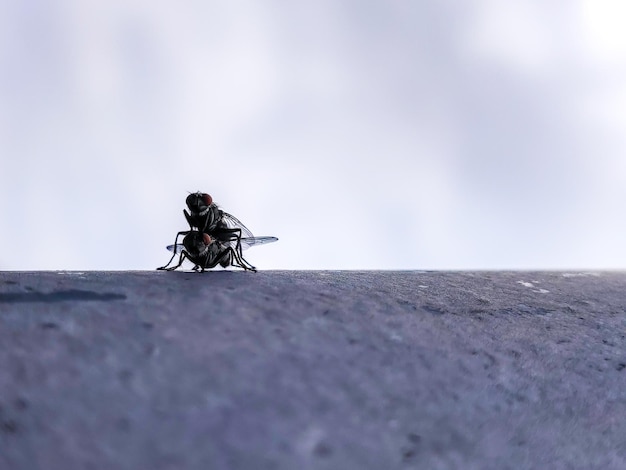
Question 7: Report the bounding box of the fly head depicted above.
[186,192,213,216]
[183,231,212,257]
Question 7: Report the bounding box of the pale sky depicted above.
[1,1,625,270]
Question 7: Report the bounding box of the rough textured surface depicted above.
[0,271,625,469]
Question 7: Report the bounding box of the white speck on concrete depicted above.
[562,272,601,278]
[517,280,550,294]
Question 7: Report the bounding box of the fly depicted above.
[159,231,278,272]
[184,192,253,241]
[158,192,277,271]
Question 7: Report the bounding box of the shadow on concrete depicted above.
[0,289,126,303]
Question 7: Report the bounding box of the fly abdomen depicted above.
[219,250,232,268]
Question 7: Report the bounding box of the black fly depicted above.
[158,192,277,271]
[160,231,278,272]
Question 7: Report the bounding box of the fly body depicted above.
[158,192,278,272]
[183,192,224,234]
[159,231,278,272]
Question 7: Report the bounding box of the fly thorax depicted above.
[200,205,220,230]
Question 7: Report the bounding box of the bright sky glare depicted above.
[1,1,625,270]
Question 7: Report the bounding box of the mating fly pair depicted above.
[157,192,277,272]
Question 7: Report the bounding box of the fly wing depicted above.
[168,237,278,252]
[239,236,279,250]
[220,211,255,239]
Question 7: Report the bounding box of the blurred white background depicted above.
[1,1,625,270]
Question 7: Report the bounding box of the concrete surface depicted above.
[0,270,625,470]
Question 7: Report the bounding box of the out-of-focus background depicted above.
[1,1,625,270]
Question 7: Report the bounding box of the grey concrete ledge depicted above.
[0,271,625,470]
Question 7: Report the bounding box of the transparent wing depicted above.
[239,236,278,249]
[166,236,277,253]
[221,235,279,250]
[220,211,255,239]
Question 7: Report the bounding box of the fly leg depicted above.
[202,246,255,272]
[228,246,257,272]
[157,209,196,269]
[198,247,235,271]
[212,227,246,262]
[157,229,191,270]
[183,209,195,229]
[162,250,189,271]
[239,256,257,272]
[212,227,242,242]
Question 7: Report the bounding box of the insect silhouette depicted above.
[158,192,277,272]
[160,231,278,272]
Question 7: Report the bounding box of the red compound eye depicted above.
[202,193,213,205]
[202,233,212,245]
